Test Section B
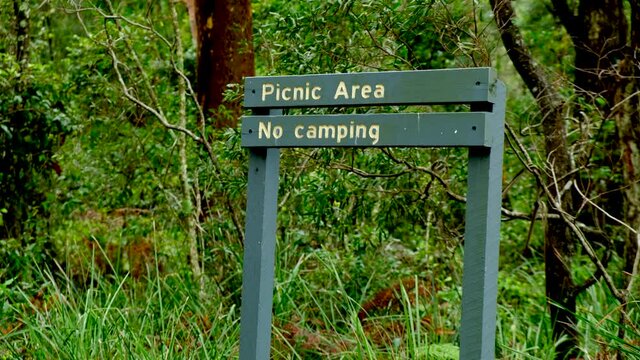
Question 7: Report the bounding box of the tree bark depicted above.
[490,1,579,357]
[193,0,254,128]
[14,0,30,88]
[553,0,640,293]
[551,1,630,223]
[551,0,628,104]
[619,0,640,286]
[573,0,627,107]
[502,0,640,357]
[171,0,204,296]
[182,0,197,49]
[3,0,31,239]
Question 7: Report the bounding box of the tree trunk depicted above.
[558,1,630,226]
[490,1,579,357]
[619,0,640,287]
[14,0,30,73]
[193,0,254,128]
[553,0,640,294]
[182,0,197,49]
[171,0,204,296]
[501,1,640,356]
[3,0,31,239]
[573,0,628,107]
[542,105,578,359]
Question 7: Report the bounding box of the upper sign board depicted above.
[244,68,498,108]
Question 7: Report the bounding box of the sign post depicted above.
[239,68,505,360]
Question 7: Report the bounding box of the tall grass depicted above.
[575,284,640,359]
[3,240,637,359]
[1,259,240,359]
[270,247,460,359]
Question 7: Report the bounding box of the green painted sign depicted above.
[241,113,492,148]
[244,67,498,108]
[238,68,506,360]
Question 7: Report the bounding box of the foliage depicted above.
[0,50,70,239]
[0,0,638,358]
[1,263,239,359]
[0,1,74,287]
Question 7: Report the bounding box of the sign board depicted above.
[243,68,498,108]
[242,113,492,148]
[238,68,505,360]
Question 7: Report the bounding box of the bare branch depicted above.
[279,149,318,207]
[490,0,564,114]
[522,199,541,254]
[573,183,638,235]
[610,89,640,112]
[505,123,539,175]
[105,41,202,143]
[330,163,409,179]
[559,209,626,301]
[72,1,244,244]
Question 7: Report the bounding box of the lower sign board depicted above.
[241,112,491,148]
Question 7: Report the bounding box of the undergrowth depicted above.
[2,244,639,358]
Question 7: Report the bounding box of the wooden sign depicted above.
[238,68,505,360]
[243,68,498,108]
[242,112,492,148]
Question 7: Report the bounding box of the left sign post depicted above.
[238,109,282,360]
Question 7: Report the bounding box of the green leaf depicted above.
[424,343,460,360]
[0,124,11,139]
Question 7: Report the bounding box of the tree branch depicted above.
[490,0,564,114]
[573,182,638,235]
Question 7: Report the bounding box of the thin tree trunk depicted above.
[14,0,30,74]
[620,0,640,291]
[574,0,628,224]
[171,0,204,295]
[182,0,197,49]
[553,1,639,354]
[615,3,640,356]
[4,0,31,239]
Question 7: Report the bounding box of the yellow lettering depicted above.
[374,84,385,98]
[306,125,317,139]
[351,84,360,99]
[336,125,348,143]
[334,81,348,99]
[273,125,283,139]
[361,85,371,99]
[318,125,336,139]
[294,125,304,138]
[282,88,291,101]
[369,124,380,144]
[262,84,274,101]
[258,121,271,139]
[312,86,321,100]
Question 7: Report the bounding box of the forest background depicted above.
[1,0,639,359]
